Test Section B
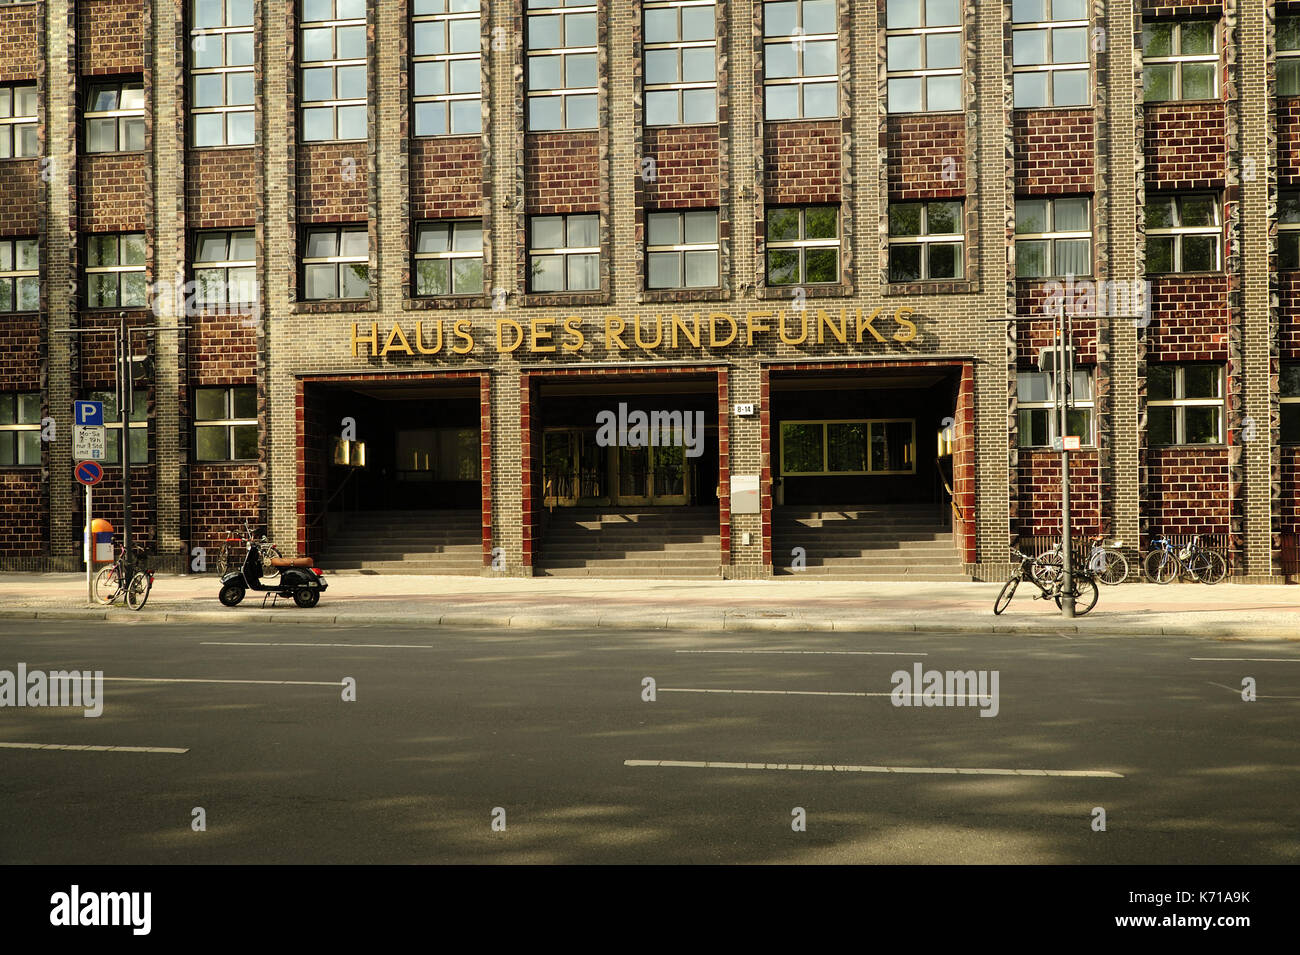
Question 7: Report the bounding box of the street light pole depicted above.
[1057,303,1075,618]
[119,315,133,565]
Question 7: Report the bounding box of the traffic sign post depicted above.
[73,425,106,460]
[76,461,105,604]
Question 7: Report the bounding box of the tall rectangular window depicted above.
[1142,20,1218,102]
[414,220,484,296]
[763,0,838,120]
[780,419,916,475]
[885,0,961,113]
[86,234,147,308]
[1017,369,1094,448]
[1281,191,1300,270]
[85,80,145,153]
[887,201,963,281]
[1014,197,1091,278]
[86,389,149,465]
[1146,193,1221,273]
[646,209,719,288]
[526,0,598,131]
[528,214,599,292]
[1282,364,1300,444]
[644,1,717,126]
[0,84,38,158]
[766,205,838,285]
[193,230,257,307]
[1147,363,1224,446]
[413,0,482,136]
[1011,0,1089,108]
[195,385,257,461]
[302,225,369,299]
[191,0,255,146]
[0,393,41,467]
[1280,17,1300,96]
[0,238,38,313]
[301,0,367,142]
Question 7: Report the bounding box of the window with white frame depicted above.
[888,200,963,281]
[85,80,145,152]
[1147,363,1224,446]
[1142,19,1218,102]
[1282,364,1300,444]
[301,0,367,142]
[780,419,916,475]
[526,0,598,131]
[1011,0,1089,108]
[1014,197,1091,278]
[528,214,599,292]
[193,230,257,307]
[0,393,40,467]
[885,0,961,113]
[0,84,38,158]
[766,205,838,286]
[302,226,369,299]
[191,0,255,146]
[1017,368,1094,448]
[1280,17,1300,96]
[763,0,838,120]
[86,234,147,308]
[1281,191,1300,270]
[413,0,482,136]
[645,0,717,126]
[86,389,149,465]
[195,385,257,461]
[414,220,484,296]
[646,209,719,289]
[0,238,38,313]
[1146,193,1221,273]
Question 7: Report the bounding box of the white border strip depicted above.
[202,642,434,649]
[675,650,928,656]
[0,742,188,754]
[625,759,1123,778]
[100,677,343,687]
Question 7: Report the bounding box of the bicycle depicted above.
[93,544,154,610]
[1145,533,1226,585]
[1036,535,1130,586]
[995,548,1099,616]
[216,524,281,576]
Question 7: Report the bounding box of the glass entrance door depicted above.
[614,444,689,506]
[543,430,609,507]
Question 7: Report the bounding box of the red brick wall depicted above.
[78,312,154,383]
[79,154,150,232]
[1141,2,1224,18]
[1280,272,1300,361]
[189,465,260,554]
[1148,274,1229,361]
[410,136,483,219]
[885,115,963,201]
[0,4,40,82]
[1016,451,1102,535]
[524,131,599,214]
[0,159,38,235]
[0,318,39,388]
[0,473,46,557]
[1144,102,1226,189]
[1146,447,1229,533]
[643,125,720,208]
[190,314,256,384]
[764,120,840,204]
[1015,281,1099,363]
[1279,97,1300,188]
[82,468,157,550]
[1012,110,1093,194]
[78,0,147,75]
[187,149,257,229]
[1283,446,1300,535]
[296,142,368,223]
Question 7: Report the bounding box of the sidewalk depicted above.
[1,571,1298,638]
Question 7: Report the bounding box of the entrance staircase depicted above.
[536,507,722,578]
[318,509,482,575]
[772,504,970,581]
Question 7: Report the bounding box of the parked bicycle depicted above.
[216,524,281,576]
[93,543,154,611]
[996,547,1099,616]
[1143,533,1227,585]
[1035,535,1130,586]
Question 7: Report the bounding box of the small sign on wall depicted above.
[731,475,760,514]
[733,403,755,417]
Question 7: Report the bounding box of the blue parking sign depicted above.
[74,400,104,426]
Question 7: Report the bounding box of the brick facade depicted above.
[523,131,601,214]
[762,120,841,205]
[1012,109,1094,195]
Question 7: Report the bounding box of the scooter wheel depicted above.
[293,587,320,609]
[219,582,246,607]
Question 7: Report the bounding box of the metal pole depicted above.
[119,318,133,572]
[1059,305,1075,618]
[86,482,93,605]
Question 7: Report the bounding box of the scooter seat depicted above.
[270,557,314,569]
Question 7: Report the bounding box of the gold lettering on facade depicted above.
[778,309,808,345]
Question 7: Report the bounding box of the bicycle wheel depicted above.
[1056,576,1099,616]
[1185,551,1211,584]
[994,576,1019,615]
[1032,550,1063,586]
[1198,551,1227,585]
[93,565,120,605]
[126,573,151,611]
[1096,550,1129,586]
[1143,549,1179,584]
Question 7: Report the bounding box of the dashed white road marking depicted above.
[625,759,1122,778]
[1191,657,1300,663]
[202,641,434,649]
[660,687,979,699]
[100,677,342,687]
[1208,681,1300,700]
[675,649,927,656]
[0,742,188,754]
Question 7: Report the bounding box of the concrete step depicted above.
[318,559,483,574]
[773,568,971,581]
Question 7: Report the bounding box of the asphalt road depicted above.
[0,620,1297,864]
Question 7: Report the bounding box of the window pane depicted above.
[530,255,564,291]
[1283,405,1300,444]
[1017,371,1050,403]
[681,88,717,124]
[684,211,717,244]
[119,84,144,111]
[683,250,718,287]
[1016,199,1049,234]
[1143,63,1175,102]
[805,206,838,239]
[926,32,960,70]
[765,43,798,79]
[645,49,678,85]
[765,84,799,120]
[645,8,676,43]
[1066,408,1091,443]
[648,251,681,289]
[1282,365,1300,398]
[301,27,333,62]
[1054,238,1090,276]
[531,216,564,249]
[451,257,483,294]
[305,230,337,258]
[1147,405,1175,445]
[645,90,679,125]
[767,208,800,242]
[302,107,334,140]
[339,229,368,257]
[927,75,961,111]
[566,52,598,89]
[1146,235,1174,273]
[1147,364,1174,401]
[121,272,148,307]
[889,204,922,236]
[804,247,838,283]
[1146,195,1176,229]
[803,82,838,117]
[452,222,482,251]
[682,6,714,41]
[887,34,921,71]
[886,0,921,28]
[1181,234,1218,271]
[195,387,227,420]
[927,201,961,235]
[803,0,835,33]
[764,1,797,37]
[337,105,366,139]
[1281,17,1300,51]
[0,279,12,311]
[1143,21,1174,58]
[565,94,597,128]
[647,213,679,247]
[232,424,258,460]
[194,73,224,107]
[1011,0,1046,22]
[88,273,117,307]
[1183,406,1220,444]
[195,233,228,263]
[449,59,480,94]
[414,61,447,96]
[1053,27,1087,63]
[681,47,715,83]
[1013,30,1048,66]
[229,386,256,419]
[1015,239,1049,277]
[16,276,39,311]
[87,118,118,152]
[336,25,366,59]
[1052,69,1089,106]
[1181,21,1216,56]
[781,423,823,474]
[415,101,448,135]
[1013,72,1048,108]
[304,263,337,298]
[803,40,837,77]
[196,426,227,461]
[887,77,922,113]
[888,245,922,283]
[449,19,480,53]
[827,423,867,473]
[928,242,960,278]
[1182,364,1220,399]
[567,215,598,248]
[227,72,254,105]
[341,262,369,298]
[567,253,599,290]
[767,248,800,285]
[1053,198,1087,232]
[415,258,451,296]
[1181,62,1215,99]
[450,99,481,134]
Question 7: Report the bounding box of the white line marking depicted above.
[1191,657,1300,663]
[625,759,1122,778]
[101,677,342,687]
[675,650,927,656]
[202,642,434,649]
[0,742,188,754]
[1208,682,1300,700]
[660,687,977,699]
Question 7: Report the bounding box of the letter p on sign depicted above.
[75,400,104,426]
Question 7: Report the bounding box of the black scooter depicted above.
[218,534,328,608]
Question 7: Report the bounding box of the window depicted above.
[302,226,369,299]
[1016,369,1094,448]
[1146,193,1221,273]
[780,419,916,475]
[1280,17,1300,96]
[193,230,257,307]
[763,0,838,120]
[528,214,599,292]
[526,0,597,131]
[1014,197,1091,278]
[888,201,963,281]
[1147,363,1224,445]
[885,0,961,113]
[645,0,717,126]
[195,385,257,461]
[646,209,719,288]
[1011,0,1089,108]
[191,0,255,146]
[85,80,145,152]
[0,238,38,312]
[0,84,38,158]
[0,393,40,467]
[413,0,482,136]
[1282,364,1300,444]
[766,205,839,285]
[1142,20,1217,102]
[414,220,484,296]
[301,0,367,142]
[1281,191,1300,270]
[396,427,480,480]
[86,389,149,465]
[86,234,147,308]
